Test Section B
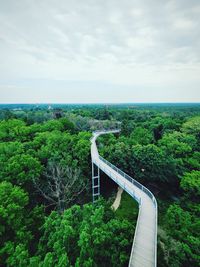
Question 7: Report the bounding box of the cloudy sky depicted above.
[0,0,200,103]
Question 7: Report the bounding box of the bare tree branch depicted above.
[34,161,88,213]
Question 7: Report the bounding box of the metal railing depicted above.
[91,129,157,266]
[96,155,157,266]
[93,158,142,205]
[99,155,157,207]
[99,155,157,265]
[93,129,120,133]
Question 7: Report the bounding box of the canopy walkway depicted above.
[91,130,157,267]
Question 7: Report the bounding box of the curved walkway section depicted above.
[91,130,157,267]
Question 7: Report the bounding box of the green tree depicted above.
[41,120,64,132]
[0,154,42,187]
[0,119,26,142]
[149,116,181,141]
[130,127,153,145]
[0,182,31,265]
[58,117,76,133]
[164,204,200,266]
[158,132,196,158]
[165,204,192,240]
[73,132,91,174]
[101,141,131,173]
[0,181,29,236]
[33,131,74,164]
[36,201,132,267]
[0,141,24,162]
[130,144,177,183]
[5,243,29,267]
[121,119,136,136]
[180,171,200,198]
[182,116,200,146]
[158,228,189,267]
[185,152,200,170]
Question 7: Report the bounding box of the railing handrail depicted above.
[98,155,157,207]
[91,130,157,266]
[93,129,120,134]
[95,154,157,265]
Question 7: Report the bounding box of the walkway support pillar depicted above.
[92,162,100,202]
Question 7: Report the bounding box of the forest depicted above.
[0,103,199,267]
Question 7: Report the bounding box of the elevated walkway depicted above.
[91,130,157,267]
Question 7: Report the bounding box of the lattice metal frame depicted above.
[92,162,100,202]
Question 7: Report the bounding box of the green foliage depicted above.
[182,116,200,147]
[99,135,132,174]
[0,141,24,163]
[182,116,200,136]
[165,204,192,240]
[0,181,28,235]
[108,142,131,172]
[41,120,64,132]
[0,154,42,186]
[0,116,93,265]
[58,117,76,133]
[5,243,30,267]
[97,107,200,266]
[162,204,200,266]
[41,253,54,267]
[158,228,190,267]
[0,182,45,266]
[73,132,91,174]
[130,144,177,183]
[121,119,136,136]
[130,126,153,145]
[30,130,91,171]
[115,192,138,222]
[36,201,133,267]
[99,133,181,186]
[0,119,26,141]
[185,151,200,170]
[149,116,181,141]
[180,171,200,198]
[1,105,200,267]
[158,132,195,157]
[0,182,31,265]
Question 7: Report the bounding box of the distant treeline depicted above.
[1,102,200,110]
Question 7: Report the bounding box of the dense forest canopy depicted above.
[0,103,199,267]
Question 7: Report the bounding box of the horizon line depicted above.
[0,102,200,105]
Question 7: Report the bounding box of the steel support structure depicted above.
[92,162,100,202]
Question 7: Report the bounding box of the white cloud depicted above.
[0,0,200,103]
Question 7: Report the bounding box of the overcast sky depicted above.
[0,0,200,103]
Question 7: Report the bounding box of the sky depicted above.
[0,0,200,103]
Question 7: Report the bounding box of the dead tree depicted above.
[34,161,88,213]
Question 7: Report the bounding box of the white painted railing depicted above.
[91,130,157,267]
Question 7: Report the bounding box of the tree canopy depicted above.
[0,104,200,267]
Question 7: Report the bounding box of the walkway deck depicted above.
[91,130,157,267]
